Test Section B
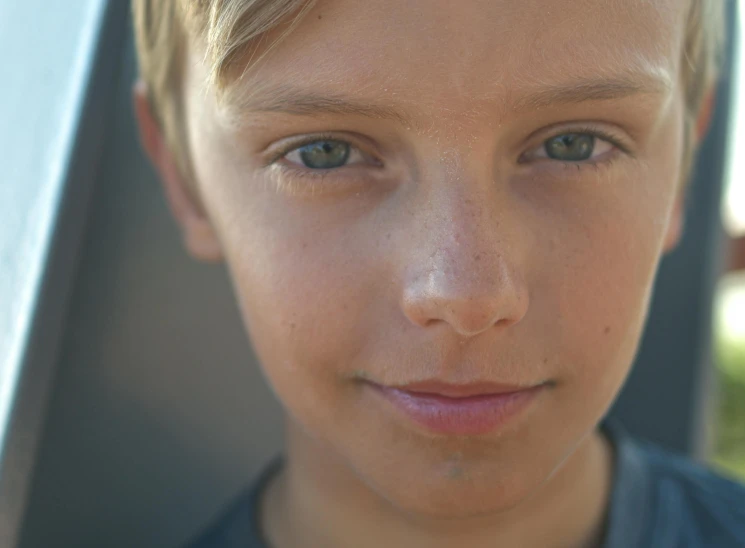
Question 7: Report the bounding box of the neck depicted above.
[262,422,615,548]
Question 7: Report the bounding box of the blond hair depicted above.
[133,0,726,184]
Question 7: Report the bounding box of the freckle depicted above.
[474,253,481,261]
[317,14,322,19]
[342,304,348,311]
[290,323,296,329]
[302,242,308,249]
[386,233,391,240]
[544,358,548,364]
[604,326,611,334]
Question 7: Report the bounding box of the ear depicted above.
[664,86,718,254]
[662,195,685,253]
[695,86,717,144]
[132,80,223,262]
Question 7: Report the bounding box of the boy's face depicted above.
[175,0,688,516]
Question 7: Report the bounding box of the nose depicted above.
[401,192,529,338]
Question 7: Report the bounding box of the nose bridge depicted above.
[425,181,511,298]
[429,188,499,271]
[425,142,511,278]
[401,156,528,337]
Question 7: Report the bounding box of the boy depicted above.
[131,0,745,546]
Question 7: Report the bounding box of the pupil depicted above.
[545,134,595,162]
[299,140,350,169]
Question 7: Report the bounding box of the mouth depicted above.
[391,379,541,398]
[363,379,549,436]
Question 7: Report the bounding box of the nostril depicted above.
[403,291,526,337]
[401,244,529,337]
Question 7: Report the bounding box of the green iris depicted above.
[299,140,351,169]
[545,134,595,162]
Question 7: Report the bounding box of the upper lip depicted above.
[384,380,543,398]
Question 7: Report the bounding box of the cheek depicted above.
[206,191,388,421]
[186,116,392,430]
[536,110,684,411]
[546,204,661,390]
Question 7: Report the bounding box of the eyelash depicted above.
[265,133,363,166]
[264,133,377,195]
[522,126,629,173]
[265,126,631,192]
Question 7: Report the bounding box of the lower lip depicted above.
[368,384,545,436]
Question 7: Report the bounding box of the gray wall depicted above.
[16,6,736,548]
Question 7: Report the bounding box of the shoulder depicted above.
[182,487,257,548]
[602,419,745,547]
[633,438,745,547]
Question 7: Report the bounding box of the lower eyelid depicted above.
[267,162,385,197]
[272,158,375,181]
[520,148,622,175]
[548,149,622,172]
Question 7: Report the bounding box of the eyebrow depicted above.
[227,83,411,125]
[511,74,672,111]
[227,73,672,124]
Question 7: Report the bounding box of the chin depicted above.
[368,466,531,520]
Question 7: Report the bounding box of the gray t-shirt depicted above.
[185,420,745,547]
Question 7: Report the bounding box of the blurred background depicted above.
[0,1,743,547]
[713,0,745,478]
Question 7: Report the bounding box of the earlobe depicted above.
[132,81,223,262]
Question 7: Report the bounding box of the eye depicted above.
[546,133,595,161]
[526,132,616,163]
[284,139,365,170]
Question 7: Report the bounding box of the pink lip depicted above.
[367,381,546,436]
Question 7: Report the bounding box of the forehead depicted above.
[205,0,688,120]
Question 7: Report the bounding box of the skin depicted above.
[135,0,715,546]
